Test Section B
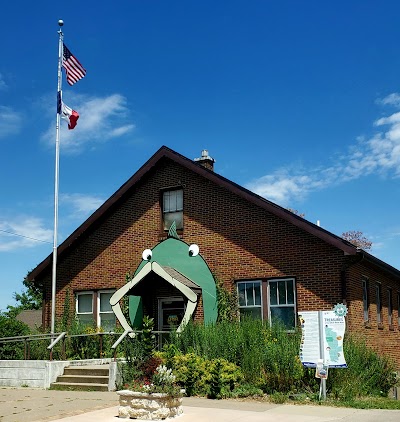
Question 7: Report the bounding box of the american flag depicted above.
[62,43,86,86]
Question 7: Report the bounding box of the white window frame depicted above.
[237,280,263,320]
[76,291,94,325]
[97,290,116,331]
[162,189,183,230]
[75,290,116,330]
[267,278,296,329]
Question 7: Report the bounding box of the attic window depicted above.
[162,189,183,230]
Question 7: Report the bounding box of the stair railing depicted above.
[47,332,67,361]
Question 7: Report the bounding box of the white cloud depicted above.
[0,106,22,138]
[41,93,135,153]
[246,92,400,204]
[0,217,53,252]
[376,93,400,107]
[60,193,104,218]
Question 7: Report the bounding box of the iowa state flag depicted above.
[57,91,79,130]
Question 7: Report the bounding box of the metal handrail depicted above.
[0,331,120,360]
[47,332,66,350]
[47,332,66,361]
[111,329,134,350]
[0,329,171,361]
[0,333,63,343]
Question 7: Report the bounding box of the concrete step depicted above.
[50,364,110,391]
[56,374,109,384]
[64,366,109,377]
[50,382,109,392]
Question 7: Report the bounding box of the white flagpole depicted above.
[51,19,64,336]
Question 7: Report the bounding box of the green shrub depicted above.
[172,352,207,396]
[207,358,243,399]
[0,313,30,359]
[167,319,304,393]
[230,384,264,398]
[269,391,288,404]
[327,336,397,399]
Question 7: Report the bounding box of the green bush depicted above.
[169,352,243,398]
[0,313,30,359]
[207,358,244,399]
[166,319,304,393]
[164,319,397,400]
[327,336,397,400]
[172,352,207,396]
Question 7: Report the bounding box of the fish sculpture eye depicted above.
[142,249,152,261]
[188,244,199,257]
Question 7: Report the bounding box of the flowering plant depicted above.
[125,365,182,397]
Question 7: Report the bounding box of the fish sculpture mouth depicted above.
[110,261,199,334]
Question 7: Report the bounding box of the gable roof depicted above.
[27,145,400,282]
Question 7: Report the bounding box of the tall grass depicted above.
[166,319,397,397]
[327,336,397,399]
[168,319,304,392]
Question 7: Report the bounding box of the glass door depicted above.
[158,297,186,331]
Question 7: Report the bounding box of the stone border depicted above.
[117,389,183,420]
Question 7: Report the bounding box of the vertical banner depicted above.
[321,310,347,368]
[298,308,347,368]
[298,311,321,367]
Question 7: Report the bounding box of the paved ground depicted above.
[1,388,400,422]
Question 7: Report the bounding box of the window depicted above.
[376,283,382,324]
[237,278,296,329]
[76,290,116,330]
[398,292,400,327]
[98,290,116,331]
[237,281,262,319]
[268,278,296,329]
[76,292,94,325]
[162,189,183,230]
[362,277,369,322]
[388,288,393,326]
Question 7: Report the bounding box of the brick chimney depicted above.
[194,149,215,171]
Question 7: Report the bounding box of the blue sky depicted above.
[1,1,399,312]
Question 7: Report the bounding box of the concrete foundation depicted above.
[0,358,114,389]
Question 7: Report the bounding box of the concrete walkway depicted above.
[1,388,400,422]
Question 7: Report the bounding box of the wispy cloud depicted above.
[41,93,135,153]
[0,217,53,252]
[376,93,400,107]
[60,193,104,218]
[246,93,400,205]
[0,106,22,138]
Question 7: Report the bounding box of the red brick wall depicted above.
[39,157,400,368]
[346,260,400,367]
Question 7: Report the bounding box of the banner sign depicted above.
[298,308,347,368]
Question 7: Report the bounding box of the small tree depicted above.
[0,312,30,359]
[7,273,43,317]
[342,231,372,250]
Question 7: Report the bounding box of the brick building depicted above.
[27,146,400,367]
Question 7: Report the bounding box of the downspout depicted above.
[341,250,365,306]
